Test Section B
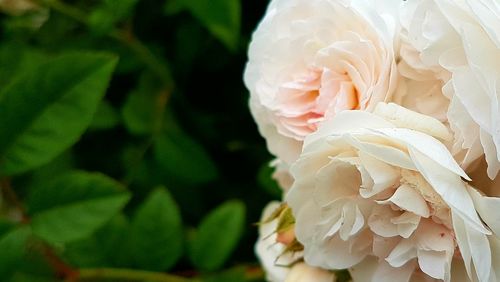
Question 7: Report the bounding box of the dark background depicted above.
[0,0,282,280]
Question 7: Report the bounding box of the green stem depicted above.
[78,268,200,282]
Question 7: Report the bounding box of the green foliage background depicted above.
[0,0,278,281]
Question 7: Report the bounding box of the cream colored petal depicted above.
[339,203,365,240]
[465,0,500,48]
[386,239,417,268]
[374,102,452,141]
[348,256,379,282]
[373,236,401,259]
[380,184,430,217]
[305,110,395,148]
[480,129,500,179]
[393,212,421,239]
[374,128,469,180]
[452,210,493,282]
[341,133,417,170]
[369,205,400,238]
[417,250,449,280]
[414,220,454,253]
[409,148,489,234]
[358,151,400,198]
[250,101,303,164]
[374,260,417,282]
[467,186,500,235]
[489,236,500,281]
[314,159,361,206]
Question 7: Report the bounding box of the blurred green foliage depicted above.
[0,0,278,281]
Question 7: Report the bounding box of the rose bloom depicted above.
[394,0,500,179]
[255,202,334,282]
[244,0,398,164]
[286,103,500,282]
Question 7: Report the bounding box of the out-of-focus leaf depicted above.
[8,273,57,282]
[65,214,131,267]
[164,1,184,15]
[154,130,218,185]
[89,0,140,35]
[0,53,118,175]
[0,43,48,87]
[0,220,15,237]
[0,226,31,278]
[204,266,247,282]
[28,171,130,244]
[90,101,120,130]
[174,22,203,75]
[6,245,56,282]
[164,0,241,51]
[189,200,245,271]
[130,187,183,271]
[121,73,165,135]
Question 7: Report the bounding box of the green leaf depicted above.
[154,130,218,185]
[0,219,15,237]
[0,226,31,278]
[90,100,120,130]
[28,171,130,244]
[65,214,131,267]
[0,52,118,175]
[130,187,183,271]
[0,43,48,87]
[189,200,245,271]
[89,0,140,35]
[8,273,57,282]
[121,73,164,135]
[165,0,241,51]
[203,266,247,282]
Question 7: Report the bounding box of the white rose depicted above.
[395,0,500,179]
[286,103,500,282]
[244,0,398,164]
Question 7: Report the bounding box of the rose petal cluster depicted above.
[244,0,397,164]
[286,103,500,281]
[246,0,500,281]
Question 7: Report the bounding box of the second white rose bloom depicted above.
[396,0,500,179]
[286,103,500,282]
[244,0,398,164]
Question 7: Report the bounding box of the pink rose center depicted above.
[274,68,360,140]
